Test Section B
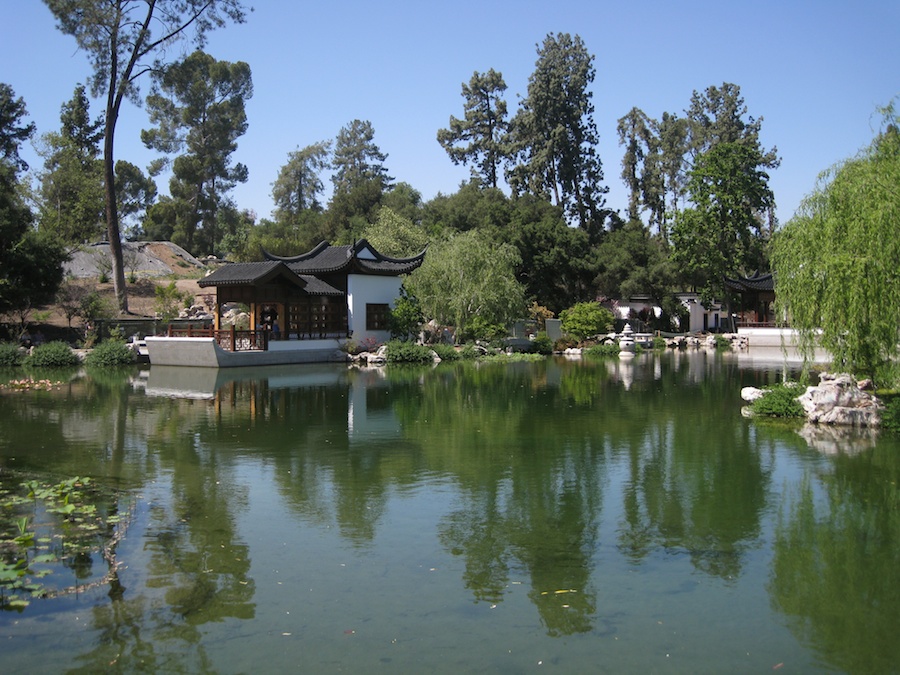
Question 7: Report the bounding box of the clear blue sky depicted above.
[3,1,898,227]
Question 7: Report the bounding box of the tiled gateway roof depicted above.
[198,260,342,295]
[724,272,775,293]
[262,239,426,276]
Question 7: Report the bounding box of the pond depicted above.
[0,350,898,673]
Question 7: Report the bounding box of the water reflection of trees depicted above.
[388,355,774,634]
[769,444,900,673]
[0,356,808,652]
[0,370,257,672]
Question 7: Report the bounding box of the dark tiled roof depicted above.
[297,275,342,296]
[263,239,426,276]
[198,261,342,295]
[724,272,775,293]
[199,261,290,286]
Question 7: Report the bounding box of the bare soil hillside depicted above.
[31,242,211,333]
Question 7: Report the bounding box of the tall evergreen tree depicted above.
[328,119,393,241]
[437,69,510,189]
[686,83,780,169]
[507,33,607,233]
[616,107,657,223]
[0,84,67,318]
[115,159,156,239]
[37,85,105,243]
[271,141,332,220]
[0,83,35,172]
[142,51,253,255]
[331,119,392,194]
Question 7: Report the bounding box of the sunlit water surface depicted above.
[0,350,897,673]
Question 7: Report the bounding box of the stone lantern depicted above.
[618,323,635,358]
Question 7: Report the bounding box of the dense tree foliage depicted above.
[406,230,525,340]
[15,10,797,337]
[0,84,67,320]
[37,85,104,243]
[771,107,900,381]
[437,69,509,189]
[671,142,774,302]
[271,141,332,221]
[45,0,248,311]
[501,195,596,315]
[421,183,598,315]
[593,220,676,312]
[508,33,608,234]
[360,207,428,258]
[142,51,252,255]
[325,119,393,242]
[0,83,34,172]
[618,82,777,257]
[114,159,156,238]
[559,302,614,341]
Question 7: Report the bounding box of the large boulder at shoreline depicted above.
[797,372,883,427]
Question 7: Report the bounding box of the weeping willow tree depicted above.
[771,104,900,382]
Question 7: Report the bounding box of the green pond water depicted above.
[0,351,898,673]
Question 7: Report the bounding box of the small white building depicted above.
[144,240,427,367]
[199,239,426,346]
[675,293,728,333]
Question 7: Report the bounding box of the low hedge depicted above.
[386,340,435,364]
[85,340,136,367]
[0,342,24,367]
[748,383,805,418]
[23,341,80,368]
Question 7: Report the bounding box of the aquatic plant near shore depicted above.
[0,475,130,610]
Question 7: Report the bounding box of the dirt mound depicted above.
[64,241,207,279]
[37,243,211,328]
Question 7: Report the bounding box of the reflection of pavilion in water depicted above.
[140,364,401,445]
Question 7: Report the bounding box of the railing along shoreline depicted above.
[165,325,346,351]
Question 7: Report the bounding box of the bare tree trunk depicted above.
[104,117,128,314]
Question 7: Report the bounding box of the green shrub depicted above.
[386,340,435,364]
[430,343,460,362]
[554,337,578,352]
[85,340,136,367]
[652,336,667,351]
[713,334,732,351]
[559,302,615,341]
[0,342,24,367]
[457,344,481,360]
[531,332,554,355]
[389,288,423,341]
[80,291,113,322]
[460,316,507,344]
[583,342,620,357]
[154,281,191,320]
[482,352,545,363]
[23,341,80,368]
[748,383,805,418]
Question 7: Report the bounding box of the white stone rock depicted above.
[796,372,882,427]
[741,386,766,402]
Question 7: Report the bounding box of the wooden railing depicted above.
[166,325,268,352]
[164,325,349,351]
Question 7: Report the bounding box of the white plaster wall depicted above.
[346,274,403,343]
